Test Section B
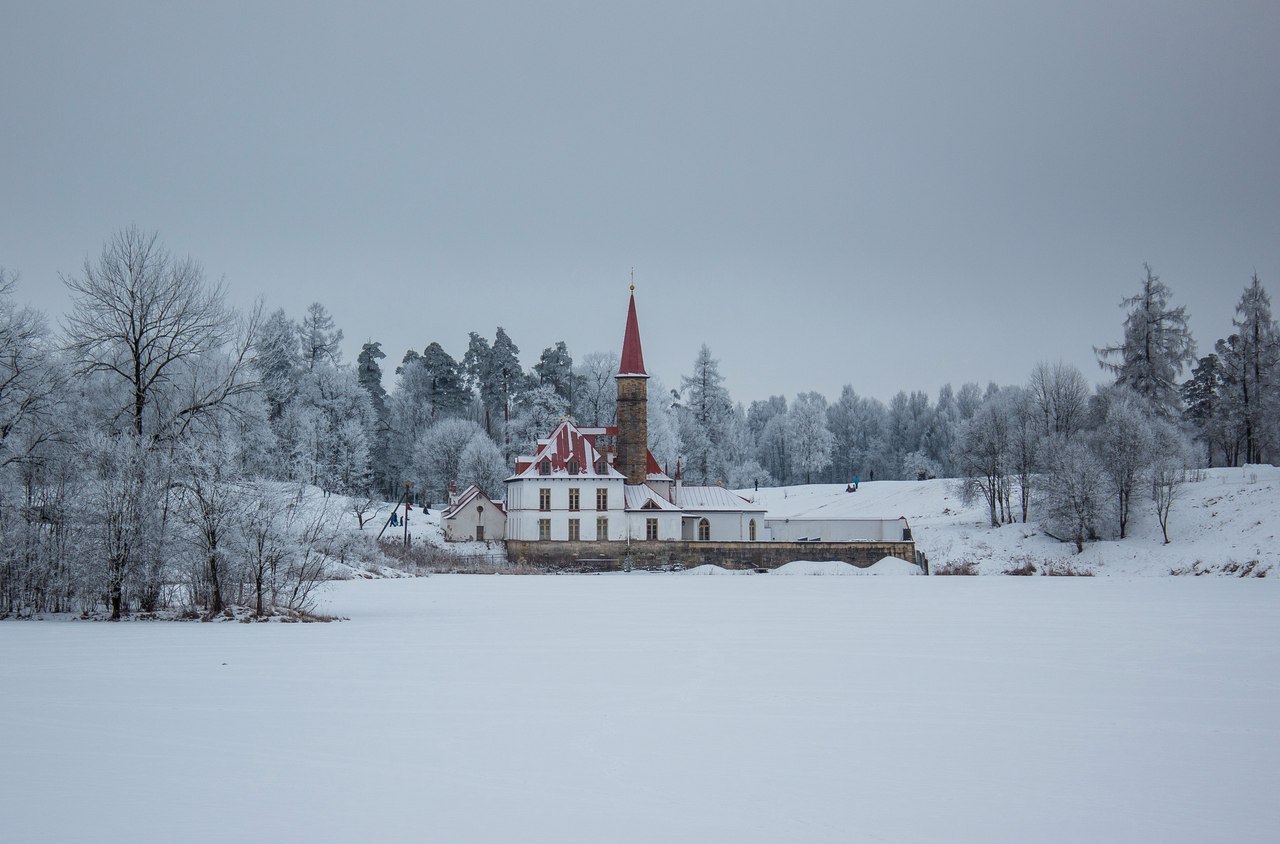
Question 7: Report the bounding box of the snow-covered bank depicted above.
[3,575,1277,842]
[746,465,1280,576]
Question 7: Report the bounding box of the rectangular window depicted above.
[539,488,551,512]
[596,516,608,541]
[596,488,608,511]
[568,488,580,512]
[538,518,551,541]
[568,518,580,541]
[646,518,658,541]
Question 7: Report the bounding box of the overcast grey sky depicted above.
[3,1,1277,404]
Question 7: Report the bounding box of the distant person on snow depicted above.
[389,511,399,527]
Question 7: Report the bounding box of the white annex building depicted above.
[504,289,766,543]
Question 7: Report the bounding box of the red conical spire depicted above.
[618,285,648,377]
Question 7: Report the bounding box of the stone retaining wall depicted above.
[504,539,919,572]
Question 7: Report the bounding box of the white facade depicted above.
[674,483,767,542]
[504,420,686,543]
[441,485,507,542]
[764,517,910,542]
[505,476,630,542]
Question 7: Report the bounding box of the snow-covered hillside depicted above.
[744,465,1279,576]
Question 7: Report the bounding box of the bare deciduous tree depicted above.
[62,226,258,440]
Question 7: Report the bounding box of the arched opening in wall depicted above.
[698,518,710,541]
[749,519,756,541]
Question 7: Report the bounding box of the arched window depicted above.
[697,518,710,541]
[748,519,757,541]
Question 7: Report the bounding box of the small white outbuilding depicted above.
[441,484,506,542]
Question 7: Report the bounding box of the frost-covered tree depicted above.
[955,382,984,421]
[413,417,486,505]
[534,341,574,404]
[788,392,834,484]
[1091,388,1155,539]
[1095,264,1196,417]
[954,393,1013,527]
[679,344,733,483]
[357,342,387,416]
[254,308,301,423]
[756,412,790,486]
[646,377,681,475]
[1038,435,1107,553]
[1005,387,1041,523]
[298,302,343,371]
[1227,274,1279,464]
[508,384,568,462]
[825,387,890,482]
[0,270,64,471]
[63,226,257,441]
[457,431,507,494]
[1027,361,1089,439]
[463,328,523,438]
[1149,419,1195,544]
[356,342,390,491]
[750,396,789,482]
[573,351,619,427]
[281,365,375,494]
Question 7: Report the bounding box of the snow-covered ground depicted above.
[745,465,1280,576]
[3,575,1278,842]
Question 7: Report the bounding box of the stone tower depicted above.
[615,286,649,486]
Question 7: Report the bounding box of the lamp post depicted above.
[403,480,412,547]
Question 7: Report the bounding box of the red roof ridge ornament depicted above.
[617,285,648,378]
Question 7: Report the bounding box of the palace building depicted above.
[503,288,766,544]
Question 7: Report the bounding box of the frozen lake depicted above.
[3,575,1277,842]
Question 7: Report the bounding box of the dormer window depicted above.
[596,459,608,475]
[568,460,580,476]
[538,459,551,476]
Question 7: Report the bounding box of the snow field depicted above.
[746,465,1280,576]
[3,574,1278,843]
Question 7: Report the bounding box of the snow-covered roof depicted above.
[624,484,680,512]
[676,485,767,513]
[508,419,672,482]
[509,419,625,480]
[441,484,505,519]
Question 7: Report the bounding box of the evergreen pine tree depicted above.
[1095,264,1196,417]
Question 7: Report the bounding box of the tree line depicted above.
[2,229,1277,616]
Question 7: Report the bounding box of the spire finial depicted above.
[630,267,635,292]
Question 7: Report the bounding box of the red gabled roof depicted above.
[510,419,624,480]
[618,289,648,378]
